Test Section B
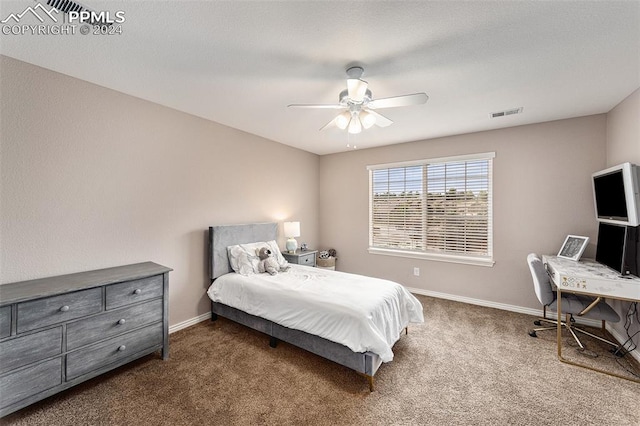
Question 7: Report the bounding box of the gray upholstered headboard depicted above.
[208,222,278,280]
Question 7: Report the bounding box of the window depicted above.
[368,152,494,266]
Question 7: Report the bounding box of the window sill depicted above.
[368,247,495,267]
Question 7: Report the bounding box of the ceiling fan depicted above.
[288,66,428,134]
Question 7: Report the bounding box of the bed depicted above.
[207,222,424,390]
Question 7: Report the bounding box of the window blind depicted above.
[369,153,494,261]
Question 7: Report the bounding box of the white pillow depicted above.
[227,245,258,276]
[227,240,288,275]
[242,243,266,273]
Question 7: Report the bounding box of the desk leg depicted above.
[555,287,639,383]
[557,288,563,359]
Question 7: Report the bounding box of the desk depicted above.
[543,255,640,382]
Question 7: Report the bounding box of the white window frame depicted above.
[367,152,495,267]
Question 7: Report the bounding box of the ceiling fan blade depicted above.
[368,93,428,109]
[287,103,344,109]
[347,78,369,102]
[319,118,336,131]
[367,109,394,127]
[320,110,351,131]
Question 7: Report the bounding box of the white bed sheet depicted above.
[207,265,424,362]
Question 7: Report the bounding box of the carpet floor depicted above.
[2,295,639,425]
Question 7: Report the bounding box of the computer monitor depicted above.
[595,222,639,277]
[592,162,640,226]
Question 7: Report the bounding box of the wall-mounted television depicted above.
[595,222,639,277]
[592,162,640,226]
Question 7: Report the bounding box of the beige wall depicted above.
[607,88,640,166]
[1,53,635,341]
[319,116,607,310]
[605,87,640,349]
[0,56,320,328]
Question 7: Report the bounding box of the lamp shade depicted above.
[359,110,376,129]
[348,115,362,134]
[334,111,351,130]
[283,221,300,238]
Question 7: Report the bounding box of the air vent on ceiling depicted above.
[43,0,108,25]
[490,107,523,118]
[44,0,88,14]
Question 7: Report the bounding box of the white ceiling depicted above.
[1,1,639,155]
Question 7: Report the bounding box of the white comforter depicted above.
[207,265,424,362]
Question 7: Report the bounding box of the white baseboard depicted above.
[169,290,640,364]
[406,286,544,318]
[169,311,211,334]
[406,286,640,364]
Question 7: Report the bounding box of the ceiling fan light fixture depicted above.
[359,110,376,129]
[334,111,351,130]
[288,66,427,136]
[348,115,362,134]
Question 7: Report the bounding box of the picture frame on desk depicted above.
[557,235,589,261]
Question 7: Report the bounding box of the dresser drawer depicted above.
[0,327,62,375]
[0,358,62,410]
[298,253,316,266]
[17,288,102,333]
[106,275,163,309]
[66,323,163,380]
[67,299,163,350]
[0,306,10,338]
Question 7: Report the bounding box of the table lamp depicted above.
[284,221,300,253]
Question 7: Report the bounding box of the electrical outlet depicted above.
[413,267,420,276]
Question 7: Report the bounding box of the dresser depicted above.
[0,262,171,417]
[282,249,317,267]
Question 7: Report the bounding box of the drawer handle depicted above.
[117,318,126,325]
[118,345,126,352]
[59,305,70,312]
[133,289,142,295]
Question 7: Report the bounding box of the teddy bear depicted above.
[256,247,281,275]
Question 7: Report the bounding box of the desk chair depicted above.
[527,253,620,354]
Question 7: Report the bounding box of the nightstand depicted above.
[282,249,317,267]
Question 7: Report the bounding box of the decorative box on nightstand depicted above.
[282,249,317,267]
